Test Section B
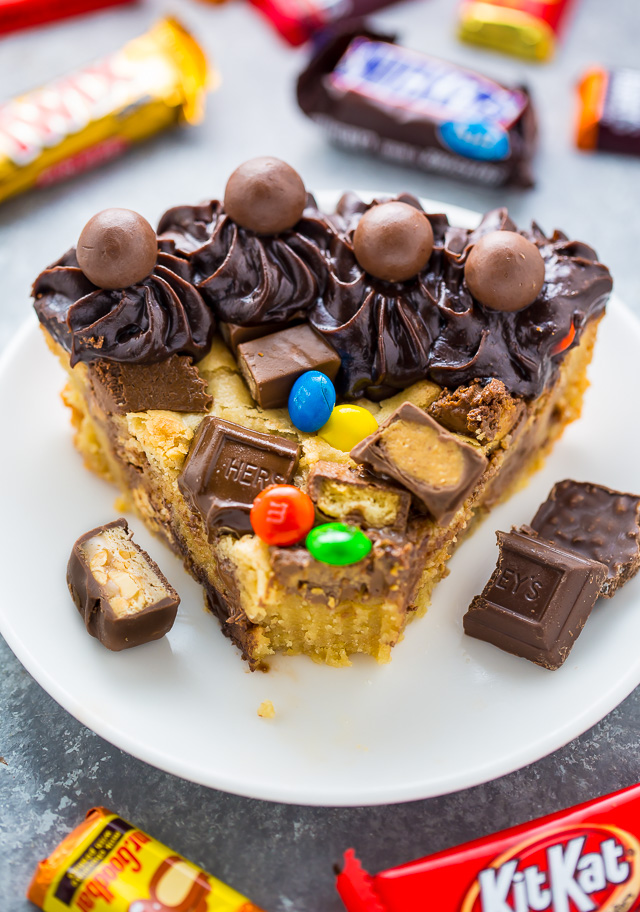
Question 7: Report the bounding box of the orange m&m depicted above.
[250,484,315,546]
[551,321,576,355]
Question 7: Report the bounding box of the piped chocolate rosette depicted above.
[33,209,216,413]
[157,157,332,327]
[309,194,613,401]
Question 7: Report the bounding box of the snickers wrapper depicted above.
[297,29,536,188]
[27,807,265,912]
[458,0,576,62]
[337,782,640,912]
[0,17,211,205]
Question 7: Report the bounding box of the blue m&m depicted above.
[288,371,336,433]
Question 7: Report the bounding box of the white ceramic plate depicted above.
[2,197,639,807]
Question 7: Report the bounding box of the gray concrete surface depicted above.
[1,0,639,908]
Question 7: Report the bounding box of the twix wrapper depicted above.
[458,0,575,62]
[337,783,640,912]
[27,807,265,912]
[0,17,210,205]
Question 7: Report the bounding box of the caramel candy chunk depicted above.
[178,416,300,535]
[529,480,640,597]
[307,461,411,531]
[67,519,180,651]
[428,379,524,444]
[464,530,607,670]
[236,324,341,409]
[350,402,488,522]
[89,355,212,414]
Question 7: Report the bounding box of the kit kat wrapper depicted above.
[337,783,640,911]
[27,807,265,912]
[0,17,211,205]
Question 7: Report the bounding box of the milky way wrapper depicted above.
[297,29,536,188]
[458,0,576,62]
[337,783,640,912]
[27,807,265,912]
[0,17,211,205]
[576,67,640,157]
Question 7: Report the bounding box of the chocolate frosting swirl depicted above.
[157,194,331,326]
[33,250,215,367]
[309,193,613,400]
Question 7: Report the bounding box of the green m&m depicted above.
[305,522,372,566]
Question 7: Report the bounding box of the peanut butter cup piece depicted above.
[223,156,307,235]
[77,208,158,290]
[353,201,434,283]
[465,231,545,312]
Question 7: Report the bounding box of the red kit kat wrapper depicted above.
[337,783,640,912]
[0,0,136,36]
[248,0,400,46]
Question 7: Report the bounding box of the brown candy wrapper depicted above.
[297,28,536,187]
[0,17,212,205]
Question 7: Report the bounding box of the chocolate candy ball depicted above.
[77,209,157,290]
[353,201,434,283]
[465,231,545,312]
[224,157,307,235]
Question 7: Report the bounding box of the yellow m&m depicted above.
[318,404,378,452]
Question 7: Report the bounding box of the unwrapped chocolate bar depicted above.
[297,29,536,187]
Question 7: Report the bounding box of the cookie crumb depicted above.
[257,700,275,718]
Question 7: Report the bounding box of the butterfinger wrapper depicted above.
[0,17,213,205]
[28,807,265,912]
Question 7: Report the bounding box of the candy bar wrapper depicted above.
[297,29,536,188]
[28,807,265,912]
[248,0,399,47]
[337,783,640,912]
[0,17,212,205]
[577,67,640,157]
[0,0,136,37]
[458,0,575,62]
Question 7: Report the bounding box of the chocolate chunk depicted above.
[353,201,434,282]
[220,320,296,355]
[463,530,607,669]
[236,324,341,409]
[89,355,212,414]
[428,379,524,444]
[77,209,158,289]
[67,519,180,651]
[350,402,488,522]
[223,157,307,235]
[307,461,411,531]
[178,417,300,535]
[529,480,640,597]
[465,231,545,312]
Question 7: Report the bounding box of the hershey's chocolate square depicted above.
[464,530,607,670]
[236,324,341,409]
[350,401,488,523]
[529,479,640,597]
[178,417,300,535]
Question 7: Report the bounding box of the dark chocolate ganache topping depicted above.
[308,193,613,401]
[33,249,215,367]
[157,194,332,326]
